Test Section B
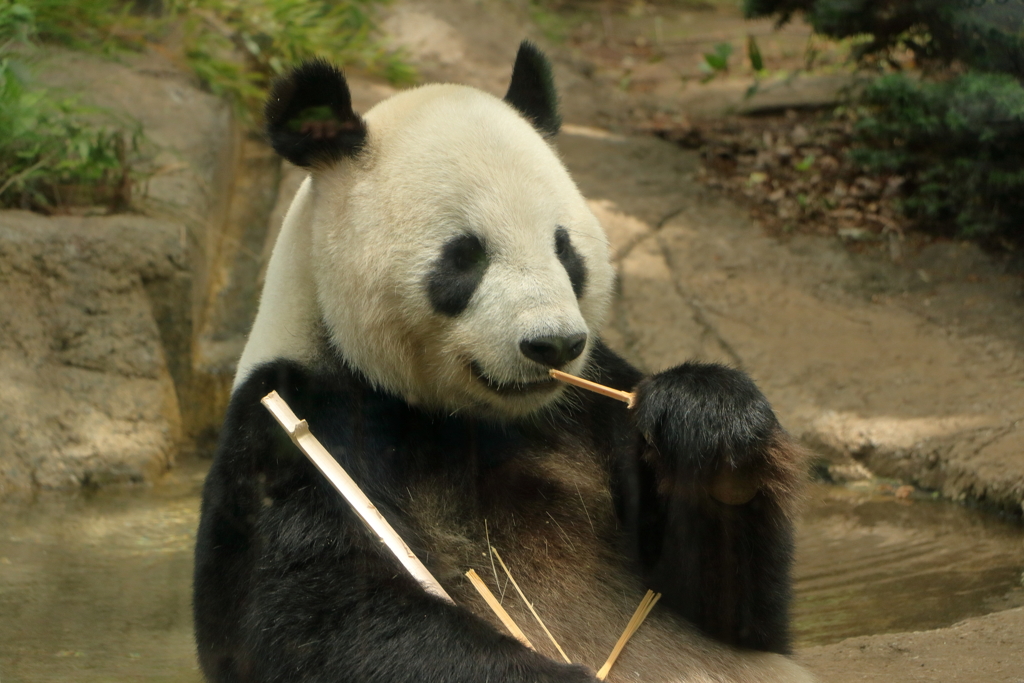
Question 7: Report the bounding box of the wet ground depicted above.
[1,460,1021,682]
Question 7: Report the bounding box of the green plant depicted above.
[0,1,147,211]
[747,34,764,72]
[745,0,1024,244]
[527,0,577,44]
[851,72,1024,241]
[5,0,413,123]
[171,0,415,121]
[700,41,733,81]
[23,0,147,52]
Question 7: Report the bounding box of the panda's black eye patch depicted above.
[426,234,489,317]
[555,227,587,299]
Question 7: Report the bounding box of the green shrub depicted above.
[744,0,1024,79]
[745,0,1024,242]
[0,0,411,211]
[6,0,413,122]
[23,0,145,52]
[170,0,414,121]
[852,72,1024,241]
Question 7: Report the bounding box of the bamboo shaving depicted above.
[484,520,503,601]
[465,570,534,650]
[596,590,662,680]
[490,546,572,664]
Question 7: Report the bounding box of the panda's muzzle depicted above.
[469,333,587,396]
[470,362,560,395]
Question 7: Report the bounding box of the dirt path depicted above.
[377,1,1024,679]
[385,0,1024,515]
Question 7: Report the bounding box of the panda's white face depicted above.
[308,85,614,416]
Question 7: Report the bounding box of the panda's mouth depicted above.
[470,362,559,396]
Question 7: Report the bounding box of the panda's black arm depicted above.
[578,341,798,655]
[194,362,597,683]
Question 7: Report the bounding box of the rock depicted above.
[837,226,875,242]
[739,73,857,115]
[189,135,280,442]
[586,198,650,262]
[35,48,232,226]
[35,47,236,443]
[0,211,184,493]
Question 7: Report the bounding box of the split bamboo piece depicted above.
[596,590,662,680]
[549,369,637,408]
[261,390,454,604]
[465,569,534,650]
[490,546,572,664]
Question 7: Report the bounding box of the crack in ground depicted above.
[611,203,689,265]
[654,233,745,369]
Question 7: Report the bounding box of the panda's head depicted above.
[265,43,614,418]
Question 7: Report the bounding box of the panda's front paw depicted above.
[631,362,798,505]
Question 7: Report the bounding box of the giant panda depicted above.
[193,42,814,683]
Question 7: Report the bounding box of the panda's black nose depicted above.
[520,333,588,368]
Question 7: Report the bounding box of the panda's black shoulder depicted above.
[211,359,358,471]
[587,339,643,390]
[227,359,352,426]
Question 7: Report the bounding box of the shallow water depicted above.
[1,462,1021,681]
[0,460,206,683]
[793,482,1024,646]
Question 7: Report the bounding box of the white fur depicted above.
[236,84,614,416]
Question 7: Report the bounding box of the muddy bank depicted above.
[798,607,1024,682]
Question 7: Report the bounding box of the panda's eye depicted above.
[448,234,488,272]
[555,229,571,257]
[426,234,489,317]
[554,226,587,299]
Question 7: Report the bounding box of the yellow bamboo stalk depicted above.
[261,391,453,603]
[549,369,636,408]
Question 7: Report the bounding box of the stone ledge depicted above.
[0,211,184,493]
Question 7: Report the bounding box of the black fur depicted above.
[632,363,781,477]
[265,58,367,168]
[194,342,799,682]
[624,363,794,652]
[426,233,490,316]
[555,227,587,299]
[504,41,561,137]
[194,355,601,683]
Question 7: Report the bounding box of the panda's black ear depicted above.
[504,41,561,137]
[265,59,367,168]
